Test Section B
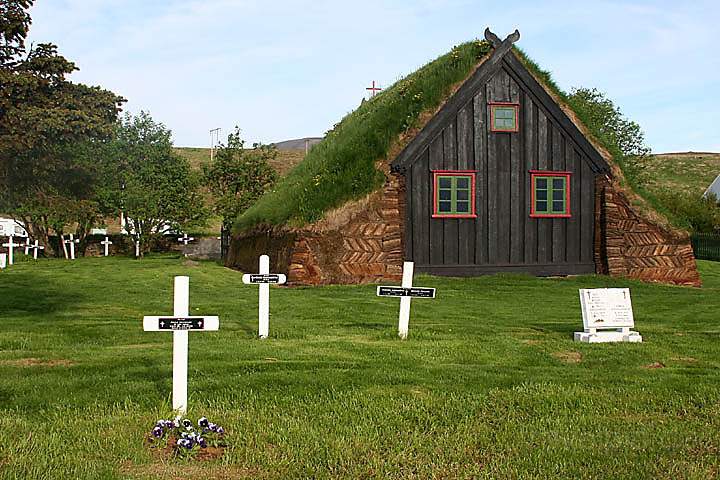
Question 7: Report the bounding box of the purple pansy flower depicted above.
[198,436,207,448]
[208,422,217,432]
[198,417,209,428]
[152,426,163,437]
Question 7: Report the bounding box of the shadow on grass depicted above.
[3,270,80,316]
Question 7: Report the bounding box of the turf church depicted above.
[228,29,700,287]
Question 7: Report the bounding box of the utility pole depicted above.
[209,128,221,162]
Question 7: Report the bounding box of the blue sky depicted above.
[28,0,719,152]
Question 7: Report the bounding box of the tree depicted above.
[99,112,206,256]
[13,143,105,256]
[203,127,278,231]
[0,0,124,253]
[567,87,651,185]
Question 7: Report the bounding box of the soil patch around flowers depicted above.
[145,435,226,461]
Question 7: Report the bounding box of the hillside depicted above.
[174,147,306,176]
[644,152,720,197]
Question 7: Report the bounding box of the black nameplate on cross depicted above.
[158,317,206,330]
[377,286,436,298]
[246,274,284,284]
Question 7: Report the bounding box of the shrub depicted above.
[653,190,720,234]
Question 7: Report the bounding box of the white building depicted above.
[0,217,28,238]
[703,174,720,200]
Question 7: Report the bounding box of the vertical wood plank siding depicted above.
[405,59,597,276]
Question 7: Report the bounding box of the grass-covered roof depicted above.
[234,40,493,232]
[234,38,671,234]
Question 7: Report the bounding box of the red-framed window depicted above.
[490,102,519,132]
[432,170,477,218]
[530,170,571,218]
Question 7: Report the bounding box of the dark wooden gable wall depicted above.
[402,56,599,276]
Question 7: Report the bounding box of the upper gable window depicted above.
[490,103,519,132]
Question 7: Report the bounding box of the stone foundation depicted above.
[228,173,405,285]
[596,176,701,287]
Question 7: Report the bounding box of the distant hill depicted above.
[271,137,322,151]
[645,152,720,197]
[174,146,307,176]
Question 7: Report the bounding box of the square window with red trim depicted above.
[432,171,477,218]
[530,171,571,218]
[490,103,519,132]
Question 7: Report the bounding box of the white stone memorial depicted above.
[2,235,21,265]
[100,236,113,257]
[242,254,286,339]
[376,261,436,340]
[63,234,79,260]
[575,288,642,343]
[142,276,219,414]
[0,253,6,269]
[135,239,140,258]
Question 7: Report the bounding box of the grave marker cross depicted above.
[376,262,436,339]
[28,240,44,260]
[100,236,113,257]
[2,234,21,265]
[63,234,80,260]
[365,80,382,98]
[142,276,219,414]
[178,233,195,246]
[242,254,286,338]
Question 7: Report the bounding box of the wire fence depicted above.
[691,233,720,261]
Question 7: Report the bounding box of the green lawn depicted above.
[0,256,719,479]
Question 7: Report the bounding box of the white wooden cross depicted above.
[135,239,140,258]
[0,253,6,269]
[23,237,31,255]
[27,240,44,260]
[178,233,195,246]
[2,235,21,266]
[143,276,219,414]
[100,236,113,257]
[376,262,436,339]
[63,234,80,260]
[242,254,286,338]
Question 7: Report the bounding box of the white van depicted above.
[0,218,28,238]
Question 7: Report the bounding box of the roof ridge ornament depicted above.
[484,28,520,48]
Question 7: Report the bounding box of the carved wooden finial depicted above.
[484,28,520,48]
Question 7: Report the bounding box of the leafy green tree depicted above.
[203,127,278,231]
[100,112,206,256]
[0,0,124,253]
[567,87,651,184]
[13,143,105,255]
